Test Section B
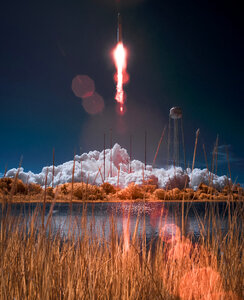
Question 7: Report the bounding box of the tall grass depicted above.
[0,201,243,299]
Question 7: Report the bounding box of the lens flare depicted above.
[123,216,130,252]
[113,42,127,114]
[71,75,95,98]
[179,267,223,300]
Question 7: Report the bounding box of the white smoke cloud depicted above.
[5,144,228,190]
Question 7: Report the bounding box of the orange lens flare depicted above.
[113,42,127,113]
[123,216,130,252]
[122,205,130,253]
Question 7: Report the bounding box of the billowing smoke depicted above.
[6,144,228,190]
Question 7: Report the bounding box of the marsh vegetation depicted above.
[0,199,243,299]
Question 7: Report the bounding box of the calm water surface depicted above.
[1,201,237,242]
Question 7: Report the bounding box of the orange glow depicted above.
[179,267,223,300]
[160,223,192,261]
[211,291,240,300]
[168,236,192,261]
[160,223,180,243]
[123,215,130,252]
[122,206,130,253]
[113,42,128,113]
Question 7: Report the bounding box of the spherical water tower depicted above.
[167,107,186,168]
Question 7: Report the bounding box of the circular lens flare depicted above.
[82,93,104,115]
[71,75,95,98]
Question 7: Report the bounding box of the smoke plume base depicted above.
[6,144,228,191]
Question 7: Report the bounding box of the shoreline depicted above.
[1,198,243,204]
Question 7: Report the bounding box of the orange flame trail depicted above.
[113,42,127,113]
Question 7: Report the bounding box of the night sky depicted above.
[0,0,243,184]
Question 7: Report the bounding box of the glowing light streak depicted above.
[113,42,127,113]
[123,216,130,252]
[122,204,131,253]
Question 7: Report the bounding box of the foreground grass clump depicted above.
[0,202,243,299]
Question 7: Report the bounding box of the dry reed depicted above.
[0,200,243,300]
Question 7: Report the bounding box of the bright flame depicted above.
[113,42,127,113]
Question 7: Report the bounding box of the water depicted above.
[0,201,237,243]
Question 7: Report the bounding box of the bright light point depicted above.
[116,103,126,115]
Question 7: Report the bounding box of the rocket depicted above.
[117,13,122,43]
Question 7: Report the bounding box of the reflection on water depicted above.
[0,202,233,242]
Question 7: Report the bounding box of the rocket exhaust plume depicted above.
[113,13,128,114]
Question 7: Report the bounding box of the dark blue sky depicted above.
[0,0,243,183]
